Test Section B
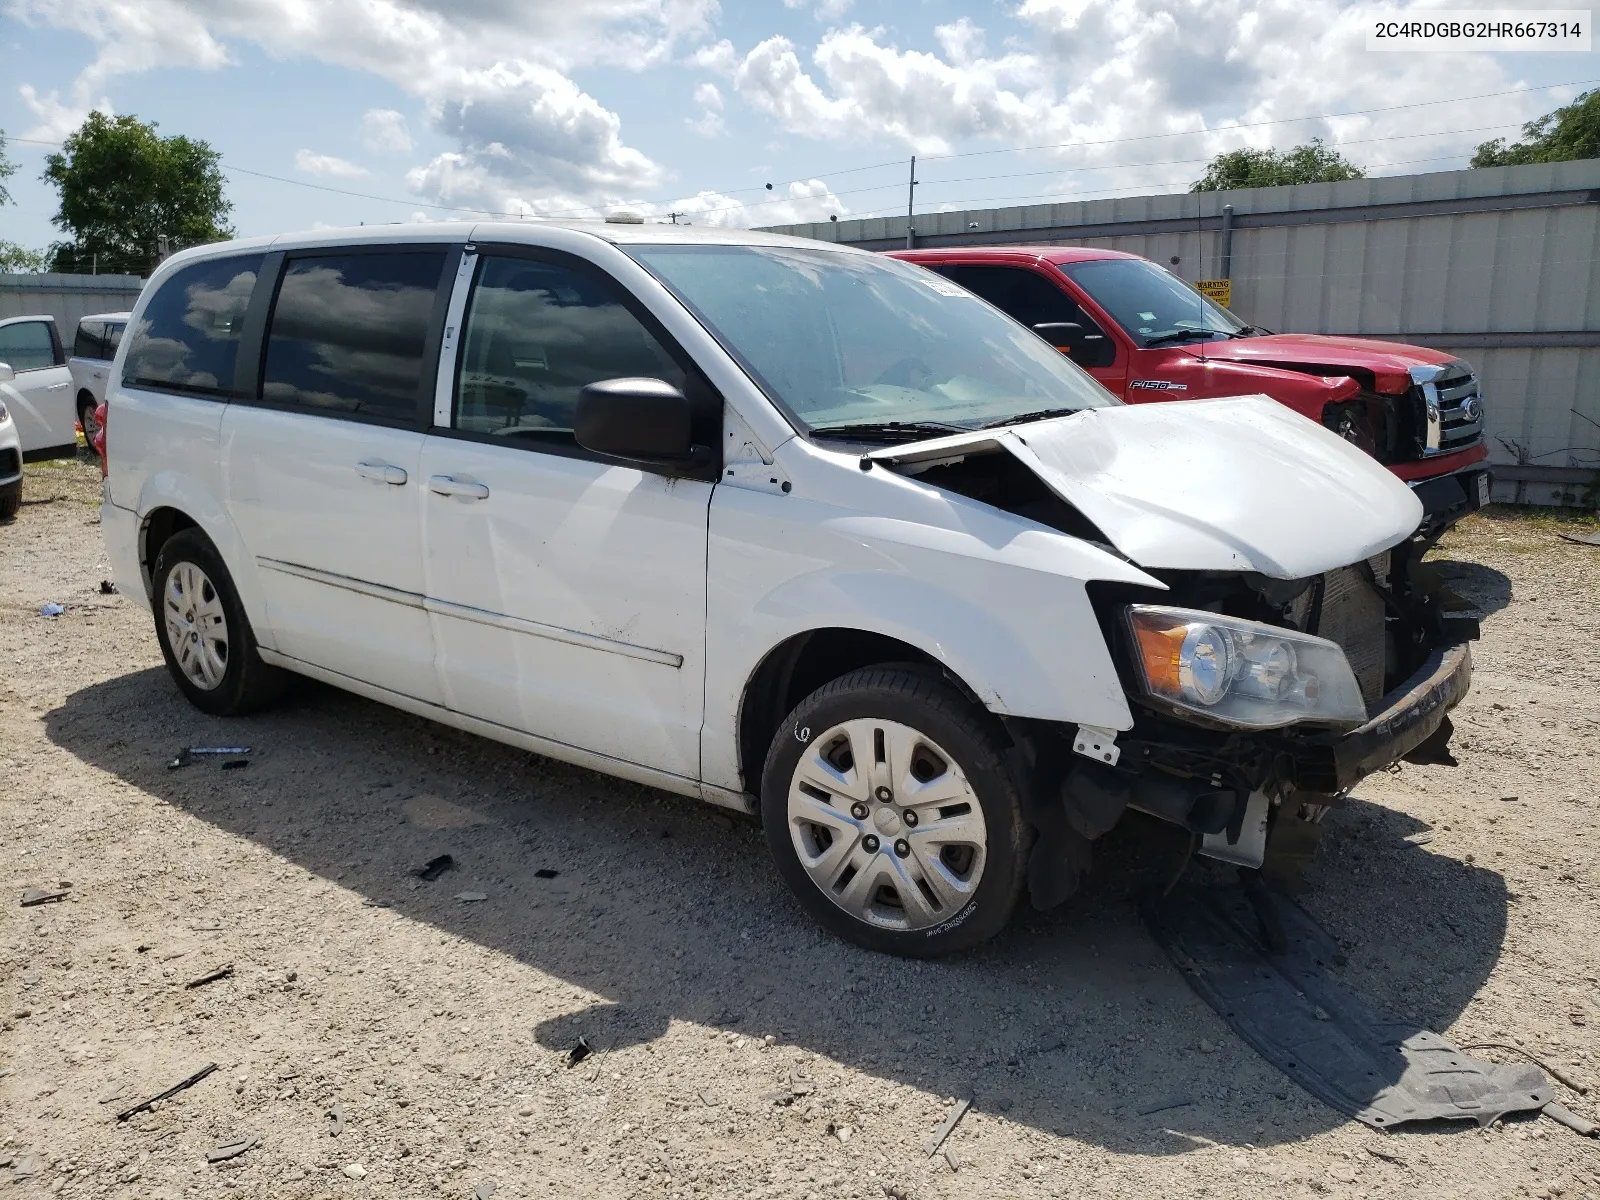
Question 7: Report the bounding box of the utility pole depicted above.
[905,156,917,250]
[668,211,683,225]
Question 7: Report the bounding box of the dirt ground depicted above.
[2,455,1599,1200]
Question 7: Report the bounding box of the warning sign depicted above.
[1195,279,1232,308]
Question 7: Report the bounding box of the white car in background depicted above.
[0,314,75,461]
[68,311,130,454]
[0,389,20,521]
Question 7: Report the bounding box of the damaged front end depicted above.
[1014,543,1478,909]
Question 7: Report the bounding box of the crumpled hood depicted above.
[867,395,1423,579]
[1185,333,1457,394]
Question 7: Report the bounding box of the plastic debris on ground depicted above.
[116,1062,219,1122]
[20,886,68,907]
[184,963,234,989]
[39,603,64,617]
[924,1099,971,1157]
[206,1135,259,1164]
[567,1037,592,1067]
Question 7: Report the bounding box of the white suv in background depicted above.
[68,311,129,454]
[99,223,1477,956]
[0,314,74,461]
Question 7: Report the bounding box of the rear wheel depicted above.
[151,528,289,716]
[77,393,101,456]
[760,664,1027,957]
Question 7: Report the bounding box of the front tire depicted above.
[760,664,1027,957]
[151,529,289,716]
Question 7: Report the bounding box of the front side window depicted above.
[931,264,1116,368]
[453,255,688,445]
[628,245,1115,438]
[105,322,126,356]
[73,321,105,361]
[123,255,263,396]
[262,251,446,422]
[0,321,59,372]
[1060,258,1246,348]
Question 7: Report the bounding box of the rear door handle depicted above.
[428,475,490,500]
[356,461,408,485]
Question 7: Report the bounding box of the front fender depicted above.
[702,483,1160,792]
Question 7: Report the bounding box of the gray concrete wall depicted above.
[0,273,144,338]
[764,161,1600,505]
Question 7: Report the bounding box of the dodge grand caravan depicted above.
[100,223,1475,956]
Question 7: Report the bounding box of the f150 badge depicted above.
[1128,380,1189,391]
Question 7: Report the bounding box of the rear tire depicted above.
[760,664,1027,957]
[151,528,289,716]
[77,393,101,457]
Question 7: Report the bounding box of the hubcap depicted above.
[787,718,988,932]
[163,561,229,691]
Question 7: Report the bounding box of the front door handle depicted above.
[45,382,68,391]
[355,461,408,485]
[428,474,490,500]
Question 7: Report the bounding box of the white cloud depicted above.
[361,107,413,154]
[665,178,846,227]
[689,38,738,74]
[687,81,725,137]
[294,149,369,179]
[17,83,110,142]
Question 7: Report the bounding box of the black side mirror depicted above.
[575,377,706,466]
[1032,321,1084,350]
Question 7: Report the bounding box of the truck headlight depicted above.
[1126,605,1367,729]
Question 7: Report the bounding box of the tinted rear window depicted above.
[74,320,105,360]
[260,252,445,422]
[123,256,264,396]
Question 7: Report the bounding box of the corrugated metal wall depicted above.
[0,273,145,336]
[766,161,1600,505]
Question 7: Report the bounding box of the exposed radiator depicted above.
[1316,562,1388,709]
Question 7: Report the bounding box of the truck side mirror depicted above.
[1032,322,1085,351]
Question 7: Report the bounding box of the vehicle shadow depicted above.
[45,668,1511,1155]
[1427,557,1513,616]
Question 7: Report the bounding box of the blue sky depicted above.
[1,0,1595,252]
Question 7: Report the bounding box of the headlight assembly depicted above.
[1126,604,1367,729]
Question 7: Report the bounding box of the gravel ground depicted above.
[3,456,1599,1200]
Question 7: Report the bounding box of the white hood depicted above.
[868,396,1423,579]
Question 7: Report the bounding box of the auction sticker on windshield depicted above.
[1366,10,1589,51]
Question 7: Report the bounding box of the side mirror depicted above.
[1032,322,1084,351]
[0,362,13,384]
[575,377,704,466]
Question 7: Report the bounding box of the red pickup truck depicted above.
[889,246,1490,543]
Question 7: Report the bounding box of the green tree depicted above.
[42,112,233,275]
[0,127,17,206]
[1191,137,1365,192]
[1472,89,1600,167]
[0,242,51,272]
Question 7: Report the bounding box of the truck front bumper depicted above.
[1411,467,1490,541]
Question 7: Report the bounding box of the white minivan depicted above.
[100,222,1476,956]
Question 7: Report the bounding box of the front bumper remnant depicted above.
[1294,642,1472,794]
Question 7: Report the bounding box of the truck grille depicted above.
[1415,362,1484,457]
[1315,561,1388,710]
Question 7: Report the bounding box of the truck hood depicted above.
[1183,333,1457,394]
[867,395,1423,579]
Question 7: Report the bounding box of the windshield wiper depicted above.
[810,420,969,443]
[1142,329,1225,347]
[977,407,1082,430]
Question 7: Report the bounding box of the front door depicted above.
[223,246,454,704]
[0,319,73,454]
[419,249,716,782]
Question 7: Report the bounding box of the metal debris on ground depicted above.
[170,746,252,770]
[1542,1101,1598,1136]
[924,1098,972,1157]
[115,1062,219,1121]
[39,603,64,617]
[411,854,455,882]
[1137,1095,1193,1117]
[1558,530,1600,547]
[454,891,488,903]
[221,759,249,771]
[325,1102,345,1137]
[1146,884,1552,1130]
[99,579,116,594]
[206,1135,259,1163]
[533,868,560,879]
[566,1036,592,1066]
[184,963,234,989]
[20,886,68,907]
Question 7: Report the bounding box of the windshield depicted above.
[1061,258,1246,348]
[626,244,1116,437]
